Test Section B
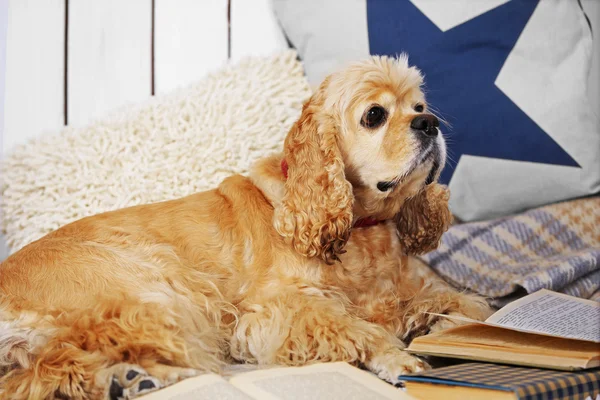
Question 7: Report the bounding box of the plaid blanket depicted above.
[422,196,600,303]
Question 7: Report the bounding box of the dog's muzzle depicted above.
[377,114,444,192]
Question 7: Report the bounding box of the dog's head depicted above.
[274,55,449,263]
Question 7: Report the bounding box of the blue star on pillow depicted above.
[366,0,580,184]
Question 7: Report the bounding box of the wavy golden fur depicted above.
[0,56,491,399]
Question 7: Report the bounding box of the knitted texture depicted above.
[0,51,311,253]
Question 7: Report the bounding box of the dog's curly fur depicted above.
[0,56,491,399]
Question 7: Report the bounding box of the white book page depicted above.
[229,362,415,400]
[486,289,600,343]
[429,289,600,343]
[139,373,254,400]
[136,363,413,400]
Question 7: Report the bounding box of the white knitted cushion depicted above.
[0,51,311,254]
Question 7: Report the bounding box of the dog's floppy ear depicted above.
[395,184,452,256]
[274,86,353,264]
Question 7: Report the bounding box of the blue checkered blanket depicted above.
[421,196,600,303]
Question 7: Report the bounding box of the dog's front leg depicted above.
[230,293,427,384]
[394,264,493,339]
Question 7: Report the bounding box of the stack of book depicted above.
[401,289,600,399]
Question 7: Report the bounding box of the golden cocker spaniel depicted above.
[0,56,491,399]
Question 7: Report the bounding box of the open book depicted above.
[407,289,600,370]
[140,362,415,400]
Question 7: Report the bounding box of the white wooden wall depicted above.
[1,0,287,155]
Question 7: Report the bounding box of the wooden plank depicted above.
[154,0,228,94]
[0,0,7,260]
[0,0,8,157]
[230,0,288,62]
[68,0,152,126]
[3,0,65,155]
[0,0,8,260]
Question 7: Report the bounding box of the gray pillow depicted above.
[273,0,600,221]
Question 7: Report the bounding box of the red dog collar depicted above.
[281,158,289,179]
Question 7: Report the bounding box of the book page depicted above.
[229,362,415,400]
[139,373,254,400]
[137,363,413,400]
[428,289,600,343]
[486,289,600,343]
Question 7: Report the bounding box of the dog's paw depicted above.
[95,363,200,399]
[365,347,429,385]
[428,312,471,334]
[144,364,199,387]
[99,364,163,400]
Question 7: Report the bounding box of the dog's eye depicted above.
[361,106,387,129]
[414,104,424,113]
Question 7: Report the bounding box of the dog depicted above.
[0,55,491,399]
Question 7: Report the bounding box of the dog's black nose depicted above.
[411,114,439,137]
